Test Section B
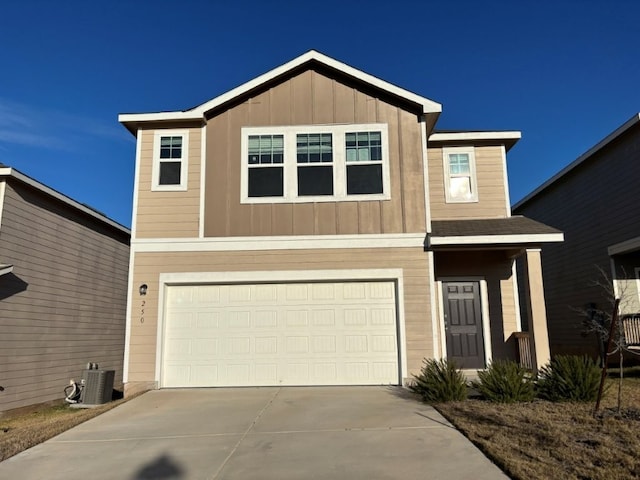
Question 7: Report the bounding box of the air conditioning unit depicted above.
[80,369,115,405]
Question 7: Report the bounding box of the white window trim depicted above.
[442,146,478,203]
[152,130,189,191]
[240,123,390,204]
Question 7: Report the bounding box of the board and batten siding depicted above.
[126,247,432,390]
[434,250,519,361]
[428,146,509,220]
[135,127,202,239]
[203,69,426,237]
[514,123,640,355]
[0,181,129,413]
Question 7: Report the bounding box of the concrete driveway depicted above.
[0,387,507,479]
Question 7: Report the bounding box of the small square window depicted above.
[248,167,283,197]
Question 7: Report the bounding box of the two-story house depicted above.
[119,51,563,395]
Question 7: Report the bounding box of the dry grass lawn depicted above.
[436,377,640,480]
[0,397,131,462]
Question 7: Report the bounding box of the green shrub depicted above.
[536,355,601,402]
[472,360,536,403]
[409,358,467,402]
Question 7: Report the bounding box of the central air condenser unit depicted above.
[80,369,115,405]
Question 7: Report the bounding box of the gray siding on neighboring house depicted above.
[0,180,130,413]
[514,122,640,355]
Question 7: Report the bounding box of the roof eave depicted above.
[429,131,521,151]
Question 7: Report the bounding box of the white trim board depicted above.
[154,268,408,387]
[429,233,564,246]
[119,50,442,127]
[132,233,426,253]
[608,236,640,256]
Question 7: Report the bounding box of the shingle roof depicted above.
[428,216,563,247]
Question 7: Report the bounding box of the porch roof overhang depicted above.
[428,216,564,248]
[608,236,640,256]
[0,264,14,276]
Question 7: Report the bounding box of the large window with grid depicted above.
[153,130,189,191]
[241,124,389,203]
[443,147,478,202]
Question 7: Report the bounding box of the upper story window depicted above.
[241,124,390,204]
[152,130,189,191]
[443,146,478,203]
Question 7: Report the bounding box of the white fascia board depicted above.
[429,131,521,142]
[132,233,426,253]
[608,236,640,256]
[0,168,129,235]
[118,111,202,123]
[119,50,442,125]
[0,264,14,276]
[514,113,640,210]
[429,233,564,246]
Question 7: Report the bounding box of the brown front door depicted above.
[443,281,485,369]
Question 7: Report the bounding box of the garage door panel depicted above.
[162,281,399,387]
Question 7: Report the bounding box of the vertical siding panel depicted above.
[358,202,381,234]
[270,81,294,234]
[293,203,315,234]
[399,110,425,232]
[312,72,334,123]
[206,114,229,236]
[336,202,359,234]
[378,103,403,233]
[354,91,372,123]
[333,84,355,123]
[291,70,313,125]
[227,102,252,235]
[315,203,337,235]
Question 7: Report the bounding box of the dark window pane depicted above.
[159,161,181,185]
[260,153,272,164]
[298,166,333,196]
[249,154,260,165]
[248,167,283,197]
[272,153,283,164]
[371,146,382,161]
[170,147,182,159]
[309,152,320,163]
[347,164,383,194]
[160,147,171,159]
[297,153,307,163]
[321,152,332,163]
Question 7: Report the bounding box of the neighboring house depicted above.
[514,113,640,356]
[0,166,130,413]
[119,50,562,395]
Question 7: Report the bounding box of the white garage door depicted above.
[161,281,399,387]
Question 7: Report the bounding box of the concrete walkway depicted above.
[0,387,508,479]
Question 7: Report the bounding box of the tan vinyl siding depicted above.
[434,251,519,361]
[135,127,202,238]
[203,69,426,237]
[0,182,129,413]
[429,146,509,220]
[514,123,640,356]
[126,247,433,386]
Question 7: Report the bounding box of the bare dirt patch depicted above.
[436,378,640,480]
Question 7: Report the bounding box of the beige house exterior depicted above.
[120,51,562,395]
[0,167,130,413]
[514,114,640,357]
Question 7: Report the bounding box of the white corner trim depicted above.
[132,233,426,253]
[427,251,439,358]
[122,251,136,384]
[608,236,640,256]
[154,268,408,386]
[0,180,6,231]
[501,145,511,217]
[611,258,620,299]
[429,233,564,246]
[119,50,442,127]
[199,124,207,238]
[130,129,143,239]
[420,116,431,233]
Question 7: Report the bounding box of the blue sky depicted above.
[1,1,639,228]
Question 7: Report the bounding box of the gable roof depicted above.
[119,50,442,134]
[513,113,640,210]
[0,166,130,235]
